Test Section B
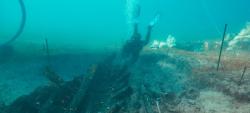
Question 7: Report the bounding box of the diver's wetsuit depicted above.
[122,23,152,63]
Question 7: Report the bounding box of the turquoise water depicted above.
[1,1,250,113]
[1,0,250,49]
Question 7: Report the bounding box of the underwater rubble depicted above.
[1,45,250,113]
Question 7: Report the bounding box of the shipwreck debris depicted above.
[43,66,64,86]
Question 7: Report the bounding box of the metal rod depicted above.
[45,38,50,65]
[217,24,228,71]
[238,66,247,85]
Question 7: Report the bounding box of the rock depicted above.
[228,22,250,51]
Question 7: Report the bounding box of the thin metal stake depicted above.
[238,66,247,85]
[217,24,228,71]
[45,38,50,65]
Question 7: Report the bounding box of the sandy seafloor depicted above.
[0,44,250,113]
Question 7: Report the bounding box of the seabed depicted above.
[0,44,249,113]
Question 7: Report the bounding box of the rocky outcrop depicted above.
[228,22,250,51]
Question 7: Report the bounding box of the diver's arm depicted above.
[144,14,159,45]
[144,25,152,45]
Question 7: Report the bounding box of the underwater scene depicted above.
[1,0,250,113]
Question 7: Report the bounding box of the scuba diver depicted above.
[0,0,26,59]
[122,14,159,63]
